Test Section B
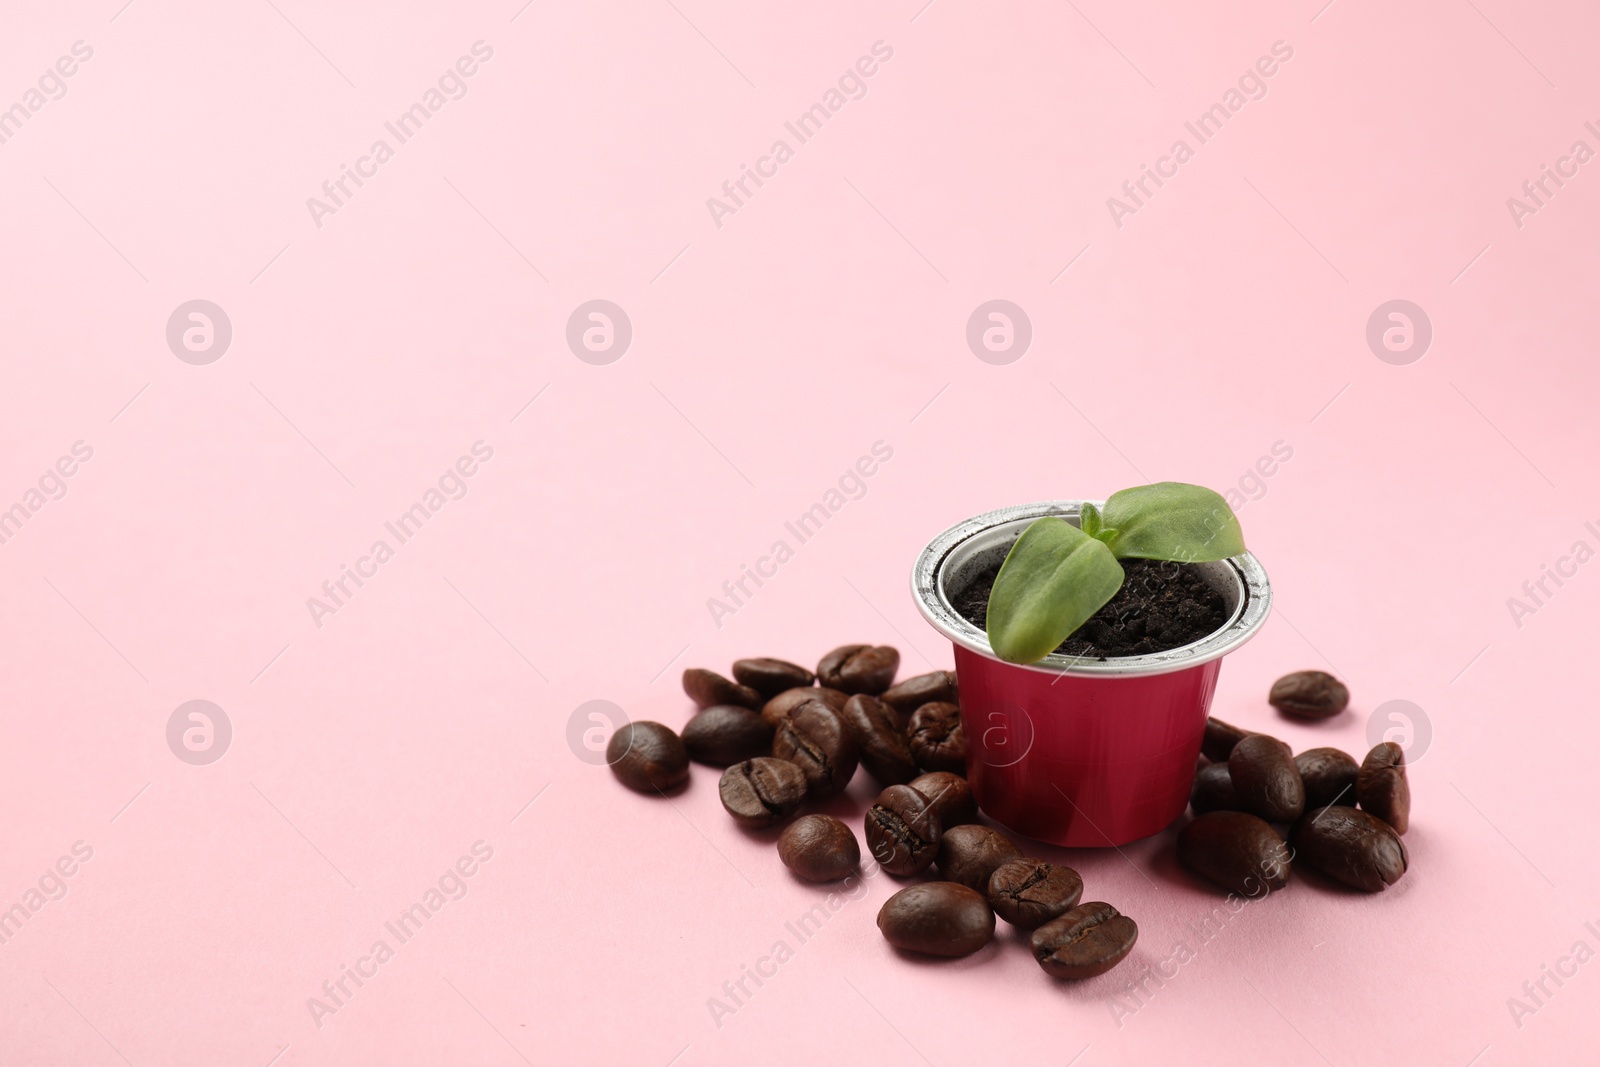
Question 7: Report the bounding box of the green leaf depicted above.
[986,517,1126,663]
[1078,502,1120,545]
[1079,502,1102,538]
[1098,482,1246,562]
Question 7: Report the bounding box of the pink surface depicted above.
[1,1,1596,1064]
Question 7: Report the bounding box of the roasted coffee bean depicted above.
[987,859,1084,930]
[731,657,815,700]
[761,686,849,730]
[718,757,808,829]
[1269,670,1350,720]
[772,704,859,797]
[910,771,979,827]
[816,644,900,695]
[778,815,860,882]
[1228,733,1305,822]
[908,701,967,773]
[936,824,1021,891]
[1290,805,1408,892]
[842,694,914,779]
[1201,717,1254,763]
[1190,762,1241,815]
[682,668,763,712]
[817,644,867,682]
[1177,811,1292,895]
[1296,747,1359,809]
[843,694,918,785]
[681,705,774,767]
[606,722,690,794]
[880,670,959,715]
[1357,742,1410,834]
[1031,902,1138,979]
[864,785,942,876]
[877,882,995,957]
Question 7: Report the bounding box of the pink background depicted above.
[1,1,1596,1063]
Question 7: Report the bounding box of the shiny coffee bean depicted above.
[681,705,774,767]
[732,657,815,700]
[778,815,860,882]
[864,785,942,876]
[910,771,979,827]
[1031,902,1138,979]
[843,694,918,785]
[772,704,859,797]
[880,670,958,715]
[1296,747,1359,809]
[936,824,1021,891]
[1201,717,1254,763]
[762,686,849,730]
[606,722,690,794]
[987,859,1084,930]
[718,757,808,829]
[908,702,967,773]
[1177,811,1292,895]
[817,644,866,682]
[1357,742,1410,834]
[817,644,900,695]
[682,668,763,712]
[1290,805,1408,892]
[1190,762,1240,815]
[1269,670,1349,720]
[1228,734,1305,822]
[877,882,995,957]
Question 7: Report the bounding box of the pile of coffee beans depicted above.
[608,658,1411,980]
[608,646,1140,980]
[1177,697,1410,894]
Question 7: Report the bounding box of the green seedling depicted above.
[986,482,1245,663]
